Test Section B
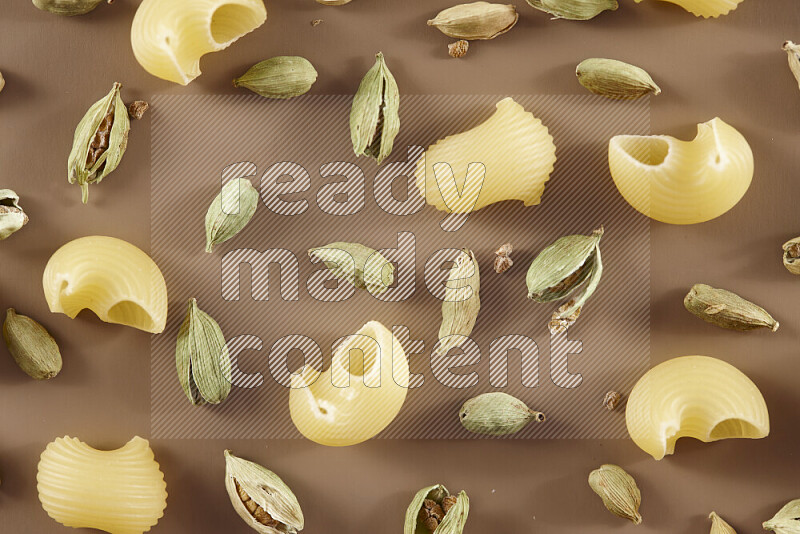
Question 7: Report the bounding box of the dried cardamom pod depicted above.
[783,41,800,92]
[576,58,661,99]
[308,242,395,294]
[67,82,131,204]
[684,284,778,332]
[0,189,29,240]
[175,298,232,405]
[448,40,470,58]
[404,484,469,534]
[3,309,62,380]
[526,0,618,20]
[205,178,259,253]
[316,0,351,4]
[459,392,545,435]
[350,52,400,165]
[32,0,112,16]
[588,464,642,524]
[526,227,604,330]
[234,57,318,99]
[0,70,5,93]
[436,249,480,356]
[782,237,800,274]
[428,2,518,40]
[710,512,737,534]
[493,243,513,273]
[224,450,304,534]
[764,499,800,534]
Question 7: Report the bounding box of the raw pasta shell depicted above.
[634,0,745,18]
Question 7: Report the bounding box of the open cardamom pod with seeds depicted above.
[684,284,778,332]
[205,178,259,253]
[783,42,800,93]
[588,464,642,524]
[224,450,304,534]
[0,189,29,240]
[526,0,618,20]
[459,392,545,435]
[32,0,112,16]
[782,237,800,274]
[763,499,800,534]
[308,242,395,294]
[3,309,62,380]
[404,484,469,534]
[577,58,661,99]
[436,249,480,356]
[428,2,518,40]
[350,52,400,165]
[67,82,131,204]
[234,57,318,99]
[709,512,737,534]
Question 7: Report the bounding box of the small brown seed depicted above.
[127,100,150,120]
[494,242,513,273]
[603,391,621,410]
[448,40,470,58]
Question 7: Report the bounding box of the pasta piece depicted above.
[37,436,168,534]
[634,0,745,18]
[626,356,769,460]
[131,0,267,85]
[289,321,409,446]
[415,97,556,213]
[42,236,168,334]
[608,117,753,225]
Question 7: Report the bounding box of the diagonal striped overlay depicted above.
[150,94,650,440]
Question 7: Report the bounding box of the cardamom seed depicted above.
[782,237,800,274]
[350,52,400,165]
[404,485,469,534]
[764,499,800,534]
[436,249,480,356]
[32,0,112,16]
[588,464,642,525]
[603,390,621,411]
[308,242,395,294]
[224,450,304,534]
[684,283,778,332]
[234,57,318,99]
[448,40,470,58]
[127,100,150,120]
[547,299,581,334]
[783,41,800,93]
[576,58,661,99]
[493,243,513,273]
[459,392,545,435]
[3,308,62,380]
[526,0,618,20]
[0,189,29,240]
[205,178,259,253]
[175,298,232,405]
[428,2,518,40]
[67,82,131,204]
[710,512,737,534]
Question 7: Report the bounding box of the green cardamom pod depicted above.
[459,392,545,435]
[234,57,318,99]
[710,512,737,534]
[175,298,232,405]
[224,450,304,534]
[67,82,131,204]
[32,0,111,16]
[437,249,480,356]
[350,52,400,165]
[3,308,62,380]
[684,284,778,332]
[404,485,469,534]
[308,242,394,294]
[588,464,642,525]
[0,189,29,240]
[576,58,661,99]
[205,178,259,253]
[427,2,519,40]
[526,0,618,20]
[782,236,800,274]
[764,499,800,534]
[783,42,800,93]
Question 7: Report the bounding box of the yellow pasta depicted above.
[634,0,745,18]
[42,236,168,334]
[131,0,267,85]
[626,356,769,460]
[608,117,753,225]
[415,97,556,213]
[289,321,409,446]
[37,436,168,534]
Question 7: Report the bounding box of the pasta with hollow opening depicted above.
[633,0,745,18]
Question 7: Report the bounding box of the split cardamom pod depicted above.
[459,392,545,435]
[0,189,29,240]
[224,450,304,534]
[709,512,737,534]
[763,499,800,534]
[32,0,112,16]
[175,298,232,405]
[67,82,131,204]
[205,178,259,253]
[684,284,778,332]
[526,0,618,20]
[436,249,480,356]
[526,227,604,330]
[350,52,400,165]
[234,57,318,99]
[428,2,518,40]
[588,464,642,525]
[782,237,800,274]
[783,41,800,93]
[576,58,661,99]
[3,309,62,380]
[404,484,469,534]
[308,242,395,294]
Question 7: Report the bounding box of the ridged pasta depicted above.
[131,0,267,85]
[634,0,745,18]
[37,436,168,534]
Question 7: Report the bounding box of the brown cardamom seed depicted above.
[684,283,778,332]
[603,390,621,410]
[127,100,150,120]
[448,40,470,58]
[3,308,62,379]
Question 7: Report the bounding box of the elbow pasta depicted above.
[634,0,745,17]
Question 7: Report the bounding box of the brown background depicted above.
[1,0,799,532]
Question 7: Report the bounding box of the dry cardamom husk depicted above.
[224,450,304,534]
[0,189,29,240]
[588,464,642,524]
[783,41,800,92]
[577,58,660,99]
[205,178,259,253]
[459,392,545,435]
[782,237,800,274]
[3,308,62,380]
[67,82,130,204]
[684,284,778,332]
[763,499,800,534]
[428,2,518,40]
[32,0,112,16]
[527,0,618,20]
[404,485,469,534]
[350,52,400,165]
[234,57,318,99]
[436,249,480,356]
[175,298,232,405]
[709,512,737,534]
[308,242,395,294]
